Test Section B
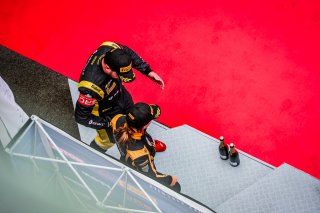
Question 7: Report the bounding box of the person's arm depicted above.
[144,132,156,157]
[119,43,165,89]
[74,91,110,129]
[130,149,179,190]
[147,71,165,90]
[119,44,152,75]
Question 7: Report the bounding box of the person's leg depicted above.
[90,127,116,153]
[171,181,181,193]
[89,139,107,153]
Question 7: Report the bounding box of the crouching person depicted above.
[110,102,181,193]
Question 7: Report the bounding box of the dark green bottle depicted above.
[229,143,240,167]
[218,136,229,160]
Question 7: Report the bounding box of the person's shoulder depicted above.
[80,65,103,82]
[99,41,121,49]
[117,114,127,123]
[111,114,126,130]
[78,71,107,100]
[79,57,110,88]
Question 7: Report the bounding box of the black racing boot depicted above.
[89,140,107,153]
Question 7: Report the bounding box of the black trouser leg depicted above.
[89,140,107,153]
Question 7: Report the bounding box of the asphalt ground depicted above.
[0,45,80,140]
[0,45,84,212]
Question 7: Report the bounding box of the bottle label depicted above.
[220,155,228,160]
[230,161,239,166]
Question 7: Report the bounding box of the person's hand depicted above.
[147,71,165,90]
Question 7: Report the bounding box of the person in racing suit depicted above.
[75,41,166,153]
[111,102,181,193]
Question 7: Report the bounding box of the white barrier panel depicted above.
[0,76,28,147]
[5,115,214,213]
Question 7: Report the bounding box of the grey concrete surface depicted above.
[0,45,80,140]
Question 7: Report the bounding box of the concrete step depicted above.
[149,124,274,210]
[215,163,320,213]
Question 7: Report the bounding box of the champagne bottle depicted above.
[229,143,240,167]
[218,136,229,160]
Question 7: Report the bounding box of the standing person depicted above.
[75,41,166,153]
[111,102,181,193]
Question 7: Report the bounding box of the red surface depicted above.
[1,0,320,178]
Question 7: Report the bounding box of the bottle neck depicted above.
[219,139,226,148]
[229,146,235,153]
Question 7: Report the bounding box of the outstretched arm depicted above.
[119,43,165,90]
[147,71,165,90]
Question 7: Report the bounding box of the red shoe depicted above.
[154,140,167,152]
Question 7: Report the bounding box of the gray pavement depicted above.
[0,45,80,140]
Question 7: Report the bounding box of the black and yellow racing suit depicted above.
[110,114,181,192]
[75,41,153,150]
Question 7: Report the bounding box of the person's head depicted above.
[115,103,161,145]
[126,102,161,130]
[102,49,136,82]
